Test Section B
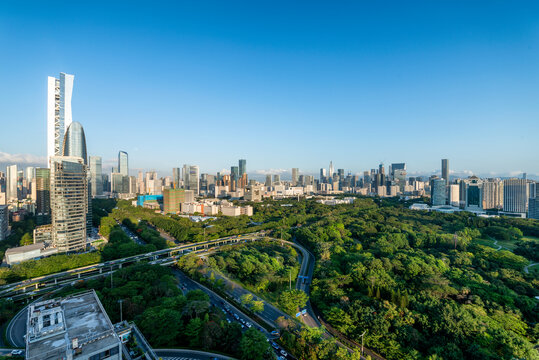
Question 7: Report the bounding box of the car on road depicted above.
[280,349,288,357]
[271,342,279,349]
[11,350,24,355]
[270,330,280,336]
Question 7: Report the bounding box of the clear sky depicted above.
[1,1,538,178]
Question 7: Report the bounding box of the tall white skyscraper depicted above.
[89,156,103,197]
[6,165,18,201]
[329,161,334,177]
[47,73,74,163]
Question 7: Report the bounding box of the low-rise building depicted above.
[4,242,58,265]
[26,290,122,360]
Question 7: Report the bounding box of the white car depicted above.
[280,349,288,357]
[11,350,24,355]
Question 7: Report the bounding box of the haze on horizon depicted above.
[1,1,538,177]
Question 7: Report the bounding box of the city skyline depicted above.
[1,2,538,176]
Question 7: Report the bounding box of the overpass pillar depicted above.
[54,278,57,285]
[78,273,81,279]
[99,268,103,274]
[119,264,122,269]
[35,284,38,289]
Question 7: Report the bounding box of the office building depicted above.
[291,168,299,186]
[464,176,483,211]
[482,178,503,210]
[89,156,103,197]
[529,191,539,220]
[265,174,273,187]
[26,290,122,360]
[36,168,51,225]
[172,167,181,189]
[0,205,8,241]
[26,167,35,183]
[441,159,449,186]
[273,174,281,184]
[111,173,126,194]
[118,151,128,176]
[431,178,446,206]
[6,164,18,201]
[239,159,247,176]
[47,72,74,162]
[50,156,87,252]
[329,161,334,178]
[62,122,87,164]
[320,168,327,182]
[448,184,460,207]
[503,178,529,214]
[183,165,199,195]
[163,188,185,214]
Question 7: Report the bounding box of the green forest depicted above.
[207,241,301,304]
[55,264,274,360]
[294,198,539,360]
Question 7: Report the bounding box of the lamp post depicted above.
[119,299,124,323]
[359,330,366,356]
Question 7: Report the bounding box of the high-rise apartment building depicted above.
[47,73,74,163]
[239,159,247,176]
[441,159,449,186]
[183,165,199,195]
[50,156,87,252]
[482,178,503,210]
[448,184,460,207]
[89,156,103,197]
[503,178,529,214]
[6,164,18,201]
[291,168,299,186]
[36,168,51,225]
[118,151,128,176]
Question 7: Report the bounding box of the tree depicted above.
[20,233,33,246]
[240,293,253,307]
[251,300,264,313]
[239,328,274,360]
[278,289,308,314]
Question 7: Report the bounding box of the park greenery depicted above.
[207,241,301,303]
[55,263,274,359]
[293,197,539,360]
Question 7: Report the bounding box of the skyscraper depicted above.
[291,168,299,186]
[6,165,18,201]
[89,156,103,197]
[464,176,483,211]
[35,168,51,225]
[482,178,503,210]
[431,178,446,206]
[183,165,199,195]
[503,178,529,214]
[239,159,247,176]
[0,205,8,241]
[62,122,87,164]
[118,151,128,176]
[329,161,334,178]
[320,168,327,182]
[47,72,74,163]
[50,156,87,252]
[231,166,240,181]
[172,167,181,189]
[441,159,449,186]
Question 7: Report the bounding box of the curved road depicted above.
[156,348,235,360]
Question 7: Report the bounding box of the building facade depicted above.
[89,156,103,197]
[118,151,128,176]
[503,178,529,214]
[47,73,74,162]
[36,168,51,225]
[50,156,87,252]
[0,205,8,241]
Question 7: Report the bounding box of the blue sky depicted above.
[1,1,538,178]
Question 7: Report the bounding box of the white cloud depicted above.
[0,151,46,166]
[253,168,288,175]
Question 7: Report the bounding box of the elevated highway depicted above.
[0,232,264,301]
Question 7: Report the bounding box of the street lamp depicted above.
[359,330,366,356]
[118,299,124,323]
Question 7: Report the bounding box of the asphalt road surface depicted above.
[6,306,27,348]
[156,348,234,360]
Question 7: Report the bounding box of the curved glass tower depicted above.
[62,121,87,164]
